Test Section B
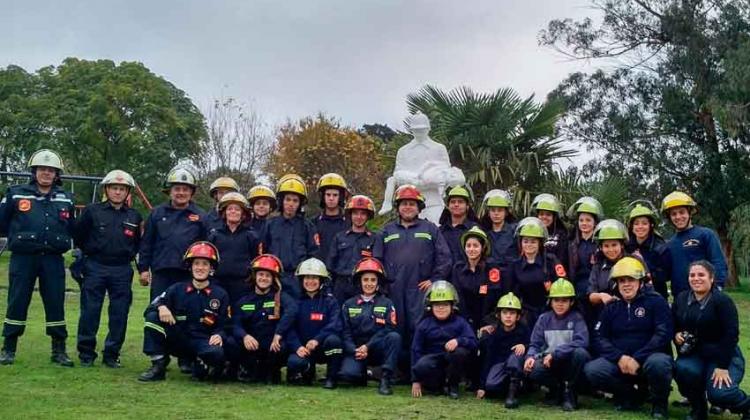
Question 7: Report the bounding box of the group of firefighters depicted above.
[0,148,747,420]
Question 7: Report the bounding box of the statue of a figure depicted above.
[379,112,465,224]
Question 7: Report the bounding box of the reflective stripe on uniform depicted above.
[144,321,166,336]
[3,319,27,326]
[384,233,400,243]
[175,315,187,321]
[51,198,72,204]
[323,348,343,356]
[414,232,432,240]
[45,320,66,327]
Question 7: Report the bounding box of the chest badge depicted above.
[634,307,646,318]
[488,268,501,283]
[188,214,200,222]
[18,199,31,212]
[209,299,220,310]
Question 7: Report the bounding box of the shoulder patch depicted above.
[488,268,501,283]
[188,214,200,222]
[18,199,31,212]
[554,264,566,278]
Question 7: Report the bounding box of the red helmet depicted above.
[183,241,220,267]
[393,184,425,210]
[345,195,375,218]
[251,254,283,277]
[352,257,386,281]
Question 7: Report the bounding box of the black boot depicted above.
[504,378,520,409]
[323,376,337,390]
[50,338,74,367]
[684,398,707,420]
[378,372,393,396]
[544,384,561,405]
[651,401,668,419]
[447,383,460,399]
[0,338,17,365]
[178,357,193,374]
[561,382,577,412]
[138,358,167,381]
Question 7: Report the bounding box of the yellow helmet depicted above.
[28,149,64,171]
[531,193,562,215]
[444,184,475,205]
[593,219,629,242]
[218,192,250,212]
[515,217,548,239]
[209,177,240,197]
[548,278,576,298]
[276,174,308,203]
[610,256,647,281]
[482,189,512,208]
[567,196,604,219]
[661,191,696,215]
[247,185,277,210]
[460,226,491,256]
[316,173,348,193]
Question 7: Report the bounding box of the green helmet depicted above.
[627,203,658,226]
[482,189,512,208]
[426,280,459,305]
[295,257,330,280]
[28,149,64,171]
[548,278,576,298]
[515,217,548,239]
[444,184,474,205]
[531,193,562,215]
[496,292,522,311]
[593,219,629,242]
[100,169,136,188]
[460,226,490,256]
[567,196,604,219]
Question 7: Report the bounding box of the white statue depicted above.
[379,112,465,224]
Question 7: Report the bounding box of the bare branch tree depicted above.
[196,97,273,192]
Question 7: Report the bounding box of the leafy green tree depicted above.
[541,0,750,285]
[406,84,574,211]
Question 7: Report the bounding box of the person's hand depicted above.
[418,280,432,292]
[444,339,458,352]
[476,389,486,399]
[296,346,310,358]
[511,344,525,357]
[305,339,319,352]
[243,335,259,351]
[543,353,553,368]
[355,345,368,360]
[618,355,640,375]
[479,325,496,337]
[139,271,151,286]
[524,357,535,373]
[600,293,616,305]
[157,306,175,325]
[270,334,282,352]
[209,334,223,346]
[712,368,733,389]
[412,382,422,398]
[674,332,685,345]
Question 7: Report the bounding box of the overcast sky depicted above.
[2,0,595,132]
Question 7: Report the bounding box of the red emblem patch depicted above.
[554,264,567,278]
[544,280,552,292]
[375,317,386,325]
[123,228,135,237]
[313,233,320,246]
[488,268,501,283]
[18,199,31,212]
[188,214,200,222]
[59,210,70,220]
[390,310,397,325]
[479,284,488,295]
[310,312,324,321]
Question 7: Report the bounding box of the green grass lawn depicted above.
[0,253,747,419]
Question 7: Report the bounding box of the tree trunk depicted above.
[717,227,738,287]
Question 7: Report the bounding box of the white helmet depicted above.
[28,149,64,172]
[100,170,136,188]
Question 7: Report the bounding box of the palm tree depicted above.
[406,85,576,209]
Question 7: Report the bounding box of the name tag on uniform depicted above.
[310,312,324,321]
[479,285,488,295]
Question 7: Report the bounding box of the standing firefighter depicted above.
[262,174,319,298]
[206,177,240,229]
[0,149,75,366]
[372,184,452,362]
[326,194,377,304]
[246,185,276,234]
[74,170,143,368]
[138,165,206,301]
[311,173,350,264]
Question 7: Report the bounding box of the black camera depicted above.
[678,331,697,355]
